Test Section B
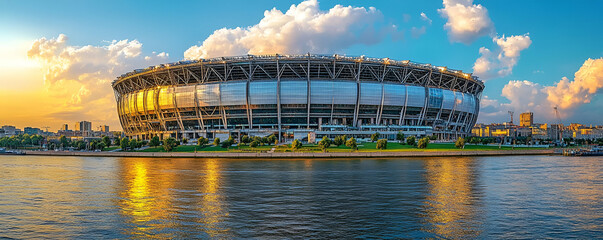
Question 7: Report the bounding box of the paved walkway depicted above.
[25,149,556,159]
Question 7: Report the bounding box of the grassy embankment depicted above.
[132,142,547,153]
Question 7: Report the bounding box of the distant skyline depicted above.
[1,0,602,131]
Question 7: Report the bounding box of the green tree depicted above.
[376,139,388,150]
[345,137,358,151]
[318,136,331,152]
[197,137,208,146]
[417,137,429,149]
[250,140,259,148]
[102,136,111,147]
[59,135,69,148]
[333,136,344,146]
[129,139,138,150]
[267,135,276,145]
[241,135,250,144]
[163,137,177,152]
[96,142,106,151]
[120,138,130,151]
[455,137,466,149]
[406,136,416,146]
[221,138,233,148]
[181,138,188,144]
[213,138,220,146]
[291,139,302,151]
[396,132,405,144]
[149,136,161,147]
[370,132,381,142]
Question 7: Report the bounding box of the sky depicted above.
[0,0,602,131]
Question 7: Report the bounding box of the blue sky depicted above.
[0,0,602,130]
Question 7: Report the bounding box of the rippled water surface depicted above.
[0,155,601,239]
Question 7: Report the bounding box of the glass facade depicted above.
[113,56,483,138]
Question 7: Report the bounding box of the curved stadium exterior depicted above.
[112,54,484,142]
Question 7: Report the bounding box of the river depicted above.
[0,155,601,239]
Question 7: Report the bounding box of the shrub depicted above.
[149,136,160,147]
[213,138,220,146]
[120,138,130,151]
[197,137,209,146]
[129,139,138,150]
[181,138,188,144]
[318,136,331,152]
[345,137,358,151]
[102,136,111,147]
[334,135,346,146]
[406,136,416,146]
[396,132,405,143]
[250,140,259,148]
[162,137,177,152]
[291,139,302,151]
[376,139,388,150]
[417,137,429,149]
[241,135,250,144]
[370,132,381,142]
[221,139,232,148]
[455,137,466,149]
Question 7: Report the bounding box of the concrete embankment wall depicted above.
[25,149,556,159]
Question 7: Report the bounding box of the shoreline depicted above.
[23,149,557,158]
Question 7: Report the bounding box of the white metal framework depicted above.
[112,54,484,140]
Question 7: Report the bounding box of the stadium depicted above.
[111,54,484,142]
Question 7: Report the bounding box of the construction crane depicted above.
[553,106,562,125]
[508,111,514,125]
[553,106,563,142]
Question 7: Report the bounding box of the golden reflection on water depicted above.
[422,157,481,238]
[118,159,175,238]
[118,158,230,238]
[198,158,230,237]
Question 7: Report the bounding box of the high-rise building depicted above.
[75,121,92,132]
[60,124,69,131]
[99,125,109,132]
[520,112,533,127]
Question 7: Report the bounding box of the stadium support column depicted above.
[276,55,282,142]
[306,54,311,129]
[353,61,361,128]
[246,61,253,129]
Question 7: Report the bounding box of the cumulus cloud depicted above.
[27,34,168,127]
[545,58,603,109]
[411,26,427,39]
[473,34,531,81]
[478,58,603,123]
[420,12,432,24]
[184,0,398,59]
[438,0,494,44]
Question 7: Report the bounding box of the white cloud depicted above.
[420,12,432,24]
[478,58,603,123]
[411,26,427,39]
[184,0,398,59]
[438,0,494,44]
[545,58,603,109]
[27,34,169,128]
[473,34,531,81]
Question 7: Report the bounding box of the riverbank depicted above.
[25,149,556,158]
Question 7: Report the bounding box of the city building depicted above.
[24,127,43,135]
[520,112,533,127]
[60,124,69,131]
[99,125,110,133]
[1,125,21,136]
[75,121,92,132]
[112,54,484,141]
